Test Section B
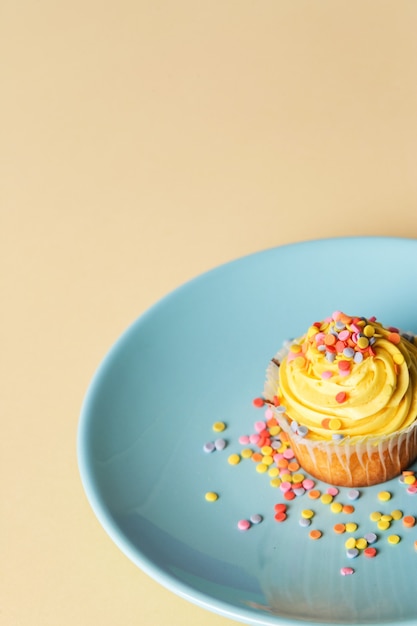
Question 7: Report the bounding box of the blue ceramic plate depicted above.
[78,237,417,626]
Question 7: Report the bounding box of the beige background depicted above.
[2,1,417,625]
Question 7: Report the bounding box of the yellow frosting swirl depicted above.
[276,313,417,442]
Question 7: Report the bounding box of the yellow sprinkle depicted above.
[377,520,391,531]
[205,491,218,502]
[321,493,333,505]
[370,511,382,522]
[261,455,274,466]
[301,509,315,519]
[355,538,368,550]
[404,475,416,485]
[381,514,393,522]
[345,522,358,533]
[329,418,342,431]
[378,491,392,502]
[268,467,280,477]
[345,537,356,549]
[308,326,319,337]
[241,448,253,459]
[363,324,375,337]
[357,336,369,349]
[330,502,343,514]
[294,356,306,368]
[270,478,281,488]
[290,344,302,353]
[280,473,292,483]
[292,473,305,484]
[256,463,268,473]
[228,453,241,465]
[388,534,401,544]
[213,421,226,432]
[269,426,281,436]
[391,509,403,520]
[393,352,405,365]
[261,446,273,456]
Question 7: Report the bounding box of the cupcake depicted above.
[264,312,417,487]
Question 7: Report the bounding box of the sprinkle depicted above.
[254,421,266,433]
[237,519,251,531]
[308,489,321,500]
[334,523,346,534]
[357,336,369,349]
[283,490,296,501]
[330,502,343,514]
[388,332,401,345]
[336,392,347,404]
[364,532,378,544]
[342,504,355,514]
[238,435,250,445]
[321,493,333,505]
[364,547,377,558]
[302,478,315,490]
[213,421,226,432]
[348,489,360,500]
[203,442,215,453]
[390,509,403,521]
[228,454,241,465]
[345,522,358,533]
[274,511,287,522]
[256,463,268,473]
[321,370,333,379]
[378,491,392,502]
[355,538,368,550]
[299,517,311,527]
[378,520,391,531]
[250,514,263,525]
[393,352,405,365]
[370,511,382,522]
[403,515,416,528]
[340,567,355,576]
[387,535,401,544]
[301,509,315,519]
[205,492,218,502]
[241,448,253,459]
[345,537,356,549]
[309,529,322,540]
[329,418,342,430]
[346,548,359,559]
[252,397,265,408]
[215,438,227,451]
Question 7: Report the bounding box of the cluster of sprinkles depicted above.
[203,400,417,576]
[274,312,415,441]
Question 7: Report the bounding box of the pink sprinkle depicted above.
[351,324,361,333]
[254,421,266,433]
[273,453,283,464]
[321,371,333,379]
[332,311,342,320]
[302,478,315,490]
[339,369,350,377]
[264,407,274,420]
[407,485,417,494]
[280,481,292,493]
[338,330,350,341]
[340,567,354,576]
[327,486,339,496]
[238,435,250,445]
[283,448,295,460]
[237,519,251,531]
[249,434,260,445]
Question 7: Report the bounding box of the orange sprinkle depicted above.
[266,417,278,428]
[308,489,321,500]
[251,453,263,463]
[333,523,346,534]
[277,458,289,469]
[288,461,300,472]
[309,529,322,540]
[388,332,401,344]
[284,490,296,501]
[403,515,416,528]
[402,470,415,476]
[342,504,355,514]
